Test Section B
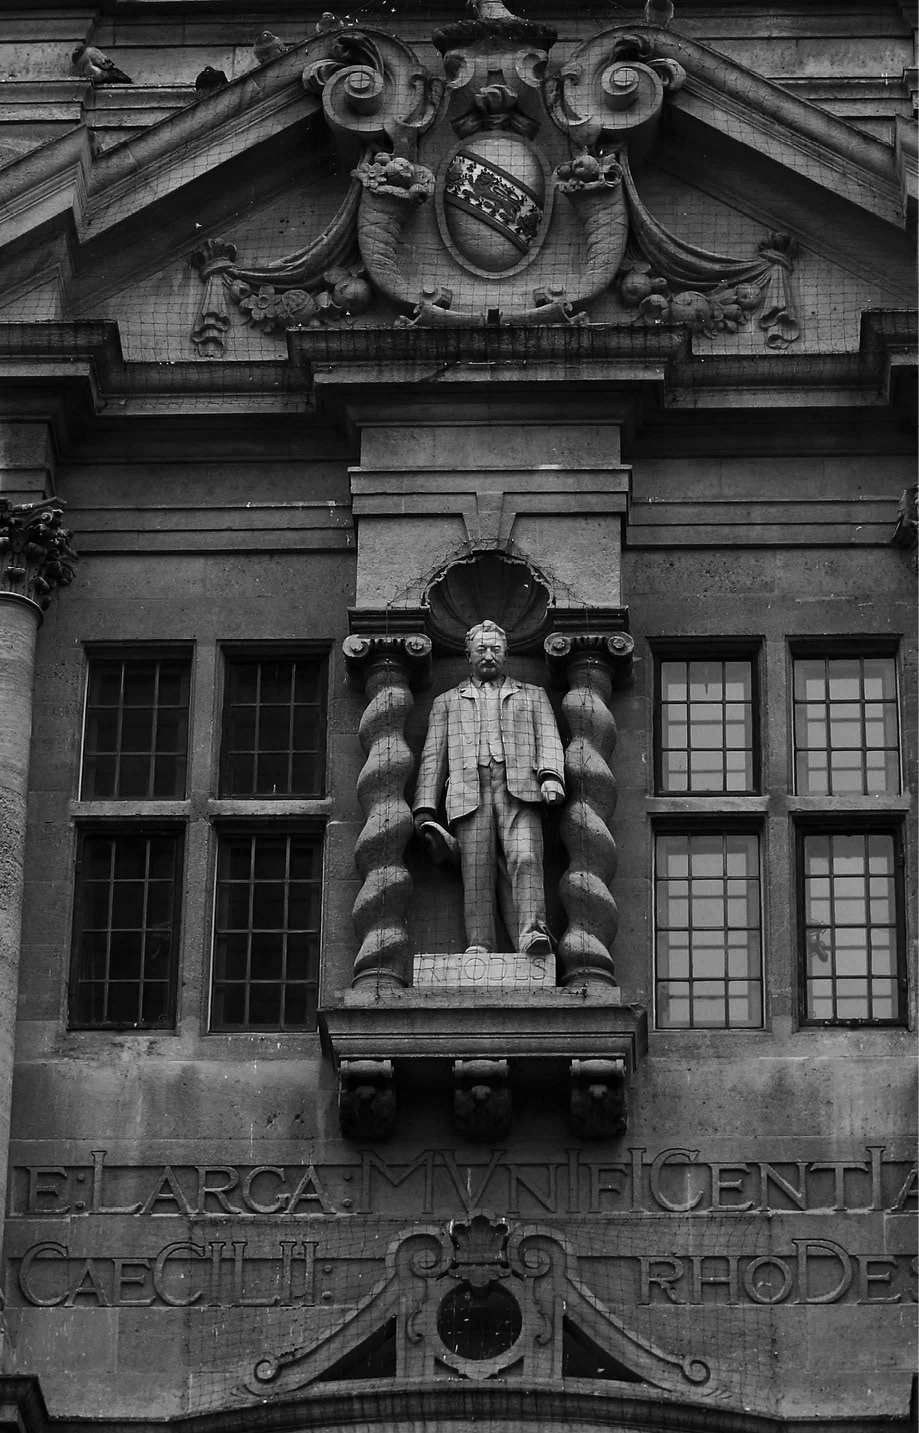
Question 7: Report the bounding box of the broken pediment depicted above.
[0,2,913,366]
[238,1213,713,1401]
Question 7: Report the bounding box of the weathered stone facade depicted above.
[0,1,915,1427]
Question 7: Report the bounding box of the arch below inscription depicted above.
[5,1382,911,1433]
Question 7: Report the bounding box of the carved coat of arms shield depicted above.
[439,134,551,275]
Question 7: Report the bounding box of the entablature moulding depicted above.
[0,314,915,424]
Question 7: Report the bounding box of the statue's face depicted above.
[467,631,507,682]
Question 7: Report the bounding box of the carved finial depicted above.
[644,0,675,27]
[0,500,77,610]
[467,0,519,18]
[190,237,237,277]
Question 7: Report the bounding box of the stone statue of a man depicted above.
[412,619,565,956]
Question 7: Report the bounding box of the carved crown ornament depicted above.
[189,3,801,357]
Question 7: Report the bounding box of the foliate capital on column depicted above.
[343,632,433,692]
[0,499,77,611]
[544,630,634,687]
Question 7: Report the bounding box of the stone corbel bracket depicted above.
[319,990,648,1142]
[453,1058,511,1140]
[338,1058,396,1141]
[544,629,635,993]
[569,1057,627,1140]
[343,632,433,993]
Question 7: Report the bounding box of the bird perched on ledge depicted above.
[252,31,290,64]
[71,43,133,84]
[644,0,675,27]
[194,66,229,97]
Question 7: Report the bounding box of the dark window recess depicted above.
[657,657,757,794]
[437,1283,522,1361]
[800,830,905,1025]
[212,833,321,1031]
[81,657,190,800]
[655,831,763,1030]
[70,831,182,1028]
[220,657,326,797]
[793,655,900,796]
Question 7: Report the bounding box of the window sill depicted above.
[207,797,333,819]
[70,800,190,818]
[647,796,769,814]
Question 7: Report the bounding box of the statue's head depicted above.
[465,619,508,681]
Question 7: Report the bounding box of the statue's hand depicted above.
[540,778,565,806]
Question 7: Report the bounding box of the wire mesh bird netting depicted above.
[1,0,914,1420]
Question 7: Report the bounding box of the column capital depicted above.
[544,630,634,686]
[343,632,432,692]
[0,499,77,613]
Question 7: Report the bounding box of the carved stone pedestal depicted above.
[320,986,646,1142]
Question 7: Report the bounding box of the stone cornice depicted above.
[0,17,911,277]
[0,49,323,254]
[644,27,906,220]
[0,313,913,417]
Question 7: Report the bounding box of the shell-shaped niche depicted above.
[424,551,551,652]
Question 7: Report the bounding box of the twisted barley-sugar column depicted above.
[545,632,634,990]
[0,499,76,1330]
[343,634,432,989]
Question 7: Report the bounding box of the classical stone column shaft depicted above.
[0,594,41,1230]
[343,633,432,990]
[0,499,76,1319]
[544,631,634,990]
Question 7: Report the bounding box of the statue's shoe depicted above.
[418,819,460,867]
[519,931,553,957]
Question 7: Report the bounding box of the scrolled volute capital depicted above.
[544,630,634,687]
[343,632,433,691]
[0,499,77,611]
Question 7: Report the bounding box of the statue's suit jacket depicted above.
[413,678,565,825]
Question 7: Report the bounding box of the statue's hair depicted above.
[465,619,508,654]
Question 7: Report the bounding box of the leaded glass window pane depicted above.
[659,659,756,793]
[212,833,321,1030]
[82,658,190,799]
[793,656,899,795]
[801,831,903,1023]
[655,832,763,1029]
